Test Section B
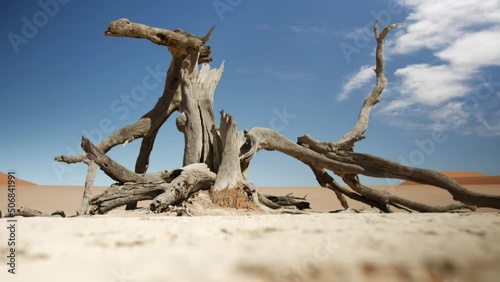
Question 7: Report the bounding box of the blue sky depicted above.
[1,0,499,187]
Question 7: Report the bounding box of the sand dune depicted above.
[0,183,498,216]
[2,170,498,215]
[433,171,487,178]
[0,172,37,186]
[1,170,498,215]
[400,171,500,185]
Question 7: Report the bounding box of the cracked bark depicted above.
[89,163,215,215]
[82,135,215,214]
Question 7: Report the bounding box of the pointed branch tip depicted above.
[201,25,216,43]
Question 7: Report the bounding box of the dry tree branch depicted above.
[104,18,213,62]
[55,19,215,165]
[243,128,365,174]
[81,136,181,184]
[298,20,403,153]
[341,174,475,212]
[55,19,215,214]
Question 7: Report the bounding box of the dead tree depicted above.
[55,18,500,215]
[0,207,66,218]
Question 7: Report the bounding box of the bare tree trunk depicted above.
[55,19,215,214]
[176,58,224,169]
[76,160,97,215]
[213,112,244,191]
[210,112,253,209]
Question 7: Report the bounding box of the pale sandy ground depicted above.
[0,184,499,281]
[0,213,499,282]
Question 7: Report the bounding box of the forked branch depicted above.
[298,20,403,153]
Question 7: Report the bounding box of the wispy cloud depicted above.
[428,101,469,131]
[345,26,371,40]
[263,67,315,81]
[233,65,314,81]
[377,0,500,136]
[474,110,500,136]
[290,25,327,34]
[380,100,414,113]
[235,66,255,75]
[379,100,500,136]
[252,24,274,31]
[337,65,374,101]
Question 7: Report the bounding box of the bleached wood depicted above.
[150,164,216,213]
[243,128,364,174]
[177,59,224,169]
[212,112,244,191]
[81,136,181,184]
[90,164,215,214]
[54,18,500,215]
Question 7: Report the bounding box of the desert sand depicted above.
[0,212,499,282]
[0,172,499,281]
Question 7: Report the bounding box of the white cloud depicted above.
[377,0,500,136]
[337,65,374,101]
[437,29,500,68]
[393,0,500,54]
[394,64,471,105]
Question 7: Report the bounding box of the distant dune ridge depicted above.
[400,171,500,185]
[2,171,498,189]
[0,171,37,186]
[0,171,499,215]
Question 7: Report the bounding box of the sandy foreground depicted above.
[0,212,499,282]
[1,184,499,281]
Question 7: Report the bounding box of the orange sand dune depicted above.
[438,171,486,178]
[1,184,498,216]
[0,171,37,186]
[0,171,498,215]
[400,171,500,185]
